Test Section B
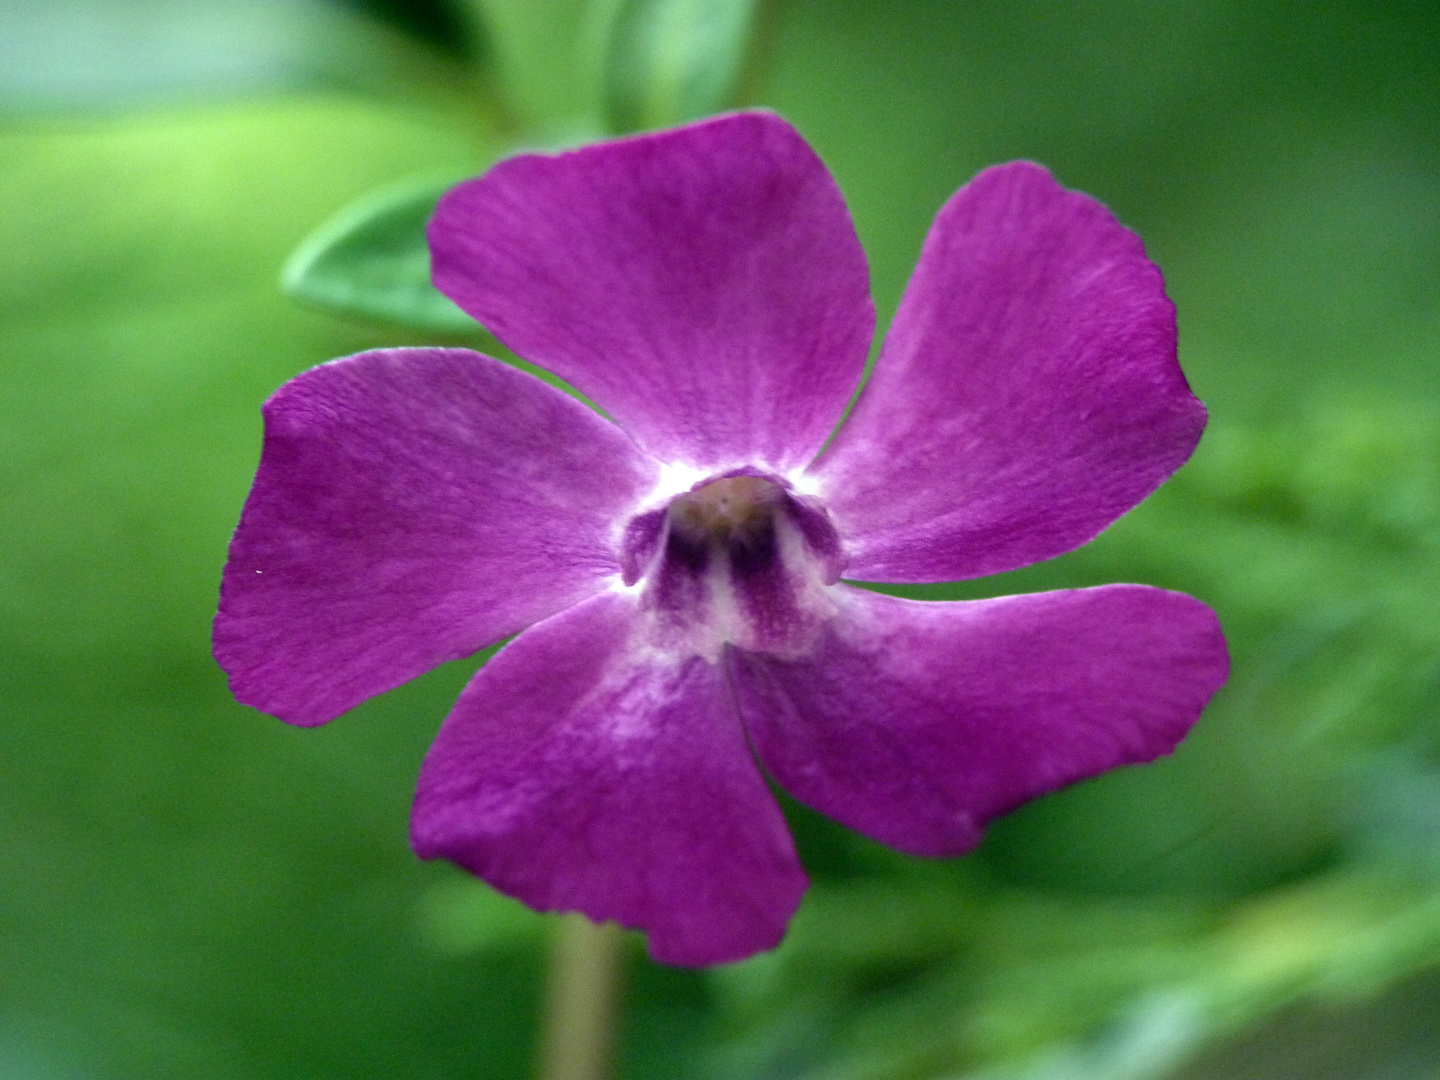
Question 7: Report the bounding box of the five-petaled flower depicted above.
[216,111,1229,966]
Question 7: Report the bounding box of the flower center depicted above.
[665,475,787,574]
[669,474,781,538]
[623,473,843,660]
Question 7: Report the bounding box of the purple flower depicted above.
[216,111,1229,966]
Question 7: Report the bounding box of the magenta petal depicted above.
[411,589,807,966]
[731,584,1228,857]
[215,348,660,726]
[430,111,874,471]
[810,162,1206,583]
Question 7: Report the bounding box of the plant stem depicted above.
[538,915,627,1080]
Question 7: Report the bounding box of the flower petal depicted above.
[730,584,1228,857]
[411,589,807,966]
[810,162,1206,583]
[215,347,660,726]
[430,111,874,472]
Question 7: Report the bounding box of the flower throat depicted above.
[625,474,842,658]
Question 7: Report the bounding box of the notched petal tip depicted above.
[813,158,1203,584]
[428,110,874,472]
[410,590,808,967]
[214,346,659,726]
[733,584,1229,858]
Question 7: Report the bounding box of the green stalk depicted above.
[538,916,628,1080]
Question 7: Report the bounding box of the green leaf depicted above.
[604,0,757,131]
[281,173,481,332]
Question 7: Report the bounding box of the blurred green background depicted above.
[3,1,1439,1077]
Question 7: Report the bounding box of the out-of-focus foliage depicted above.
[706,863,1440,1080]
[457,0,755,136]
[0,0,479,115]
[460,0,622,136]
[603,0,757,132]
[282,0,758,333]
[2,1,1439,1078]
